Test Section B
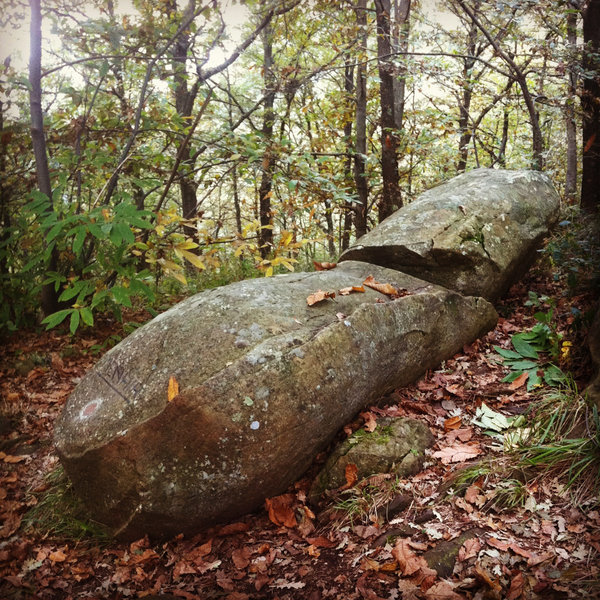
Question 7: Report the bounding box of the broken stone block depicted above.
[340,169,560,301]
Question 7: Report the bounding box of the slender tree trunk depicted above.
[565,10,578,202]
[170,0,201,247]
[456,0,544,170]
[497,108,509,167]
[375,0,401,221]
[354,0,369,239]
[0,100,9,276]
[29,0,60,316]
[392,0,411,131]
[258,19,275,257]
[581,0,600,212]
[342,60,355,252]
[456,9,478,173]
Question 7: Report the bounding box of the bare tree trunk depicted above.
[581,0,600,212]
[455,4,479,173]
[456,0,545,170]
[565,10,578,202]
[392,0,411,131]
[29,0,60,316]
[258,19,275,258]
[375,0,401,221]
[354,0,369,239]
[0,100,10,276]
[342,60,355,252]
[169,0,201,248]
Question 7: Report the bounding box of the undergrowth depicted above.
[452,383,600,511]
[23,466,112,543]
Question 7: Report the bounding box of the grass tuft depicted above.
[23,465,112,543]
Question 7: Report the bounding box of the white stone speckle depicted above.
[250,420,260,430]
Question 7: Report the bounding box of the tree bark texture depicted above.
[581,0,600,212]
[455,3,479,173]
[456,0,544,171]
[392,0,411,131]
[354,0,369,239]
[375,0,401,222]
[258,19,275,258]
[29,0,60,316]
[170,0,201,247]
[342,60,355,252]
[565,10,578,202]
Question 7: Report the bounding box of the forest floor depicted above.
[0,242,599,600]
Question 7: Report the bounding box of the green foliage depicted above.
[23,465,112,542]
[454,384,600,511]
[494,292,566,390]
[514,384,600,505]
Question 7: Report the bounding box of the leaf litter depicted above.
[0,263,599,599]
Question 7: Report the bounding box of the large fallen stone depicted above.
[55,261,497,539]
[340,169,560,301]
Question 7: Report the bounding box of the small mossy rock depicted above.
[340,169,560,301]
[55,261,497,540]
[310,418,434,501]
[423,528,484,578]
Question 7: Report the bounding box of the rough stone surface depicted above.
[339,169,560,301]
[586,307,600,409]
[310,418,434,501]
[55,261,497,539]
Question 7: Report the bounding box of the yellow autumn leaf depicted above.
[168,376,179,402]
[265,266,274,277]
[177,240,199,250]
[181,250,205,270]
[171,271,187,285]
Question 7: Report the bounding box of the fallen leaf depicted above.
[444,416,462,431]
[340,463,358,490]
[509,372,529,390]
[306,289,336,306]
[313,261,337,271]
[508,542,532,558]
[339,285,365,295]
[217,522,249,536]
[506,571,524,600]
[188,539,213,564]
[363,275,399,296]
[231,547,251,569]
[458,537,482,561]
[527,551,554,567]
[306,536,336,548]
[361,557,381,571]
[48,549,67,562]
[1,453,27,463]
[425,580,463,599]
[272,579,306,589]
[361,411,377,432]
[198,559,222,574]
[265,494,297,528]
[488,537,510,552]
[392,538,426,576]
[464,484,481,504]
[447,427,473,443]
[472,402,513,432]
[168,376,179,401]
[432,443,482,464]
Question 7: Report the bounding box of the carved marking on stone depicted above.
[95,357,143,405]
